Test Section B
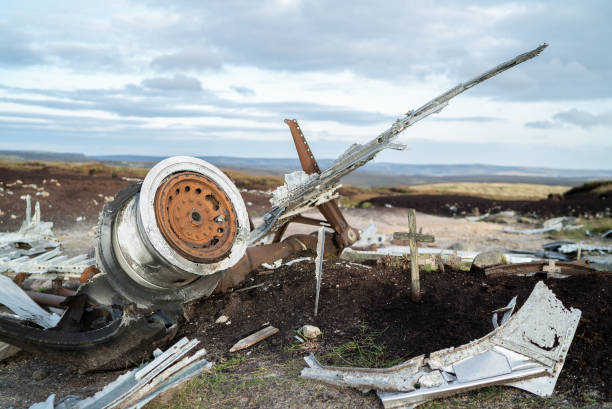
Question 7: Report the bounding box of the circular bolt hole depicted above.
[185,186,191,192]
[175,188,180,194]
[195,188,202,194]
[190,211,201,222]
[217,227,224,233]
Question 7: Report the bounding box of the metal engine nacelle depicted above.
[96,156,250,306]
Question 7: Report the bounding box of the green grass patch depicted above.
[316,327,403,368]
[549,217,612,240]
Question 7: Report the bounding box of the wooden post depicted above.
[392,209,434,303]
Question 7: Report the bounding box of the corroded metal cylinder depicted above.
[98,156,249,296]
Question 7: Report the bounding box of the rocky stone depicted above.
[471,251,507,273]
[300,325,322,339]
[215,315,229,324]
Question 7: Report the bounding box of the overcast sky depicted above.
[1,0,611,169]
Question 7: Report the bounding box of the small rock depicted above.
[215,315,229,324]
[32,369,48,381]
[300,325,322,339]
[471,251,507,273]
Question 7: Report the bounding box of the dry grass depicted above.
[402,182,570,200]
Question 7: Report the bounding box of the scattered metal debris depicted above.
[0,43,548,371]
[0,195,59,256]
[250,44,547,244]
[484,260,598,278]
[0,274,61,328]
[302,282,580,408]
[504,217,583,235]
[0,195,93,277]
[229,325,279,353]
[29,337,212,409]
[351,221,391,248]
[558,242,612,255]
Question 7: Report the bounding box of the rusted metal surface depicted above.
[216,231,341,292]
[79,265,100,283]
[285,119,359,248]
[285,119,321,174]
[25,291,67,308]
[485,260,599,278]
[154,172,238,263]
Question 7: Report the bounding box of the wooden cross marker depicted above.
[393,208,435,302]
[542,259,562,278]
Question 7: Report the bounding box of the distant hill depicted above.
[2,150,612,187]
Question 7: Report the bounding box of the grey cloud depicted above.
[0,25,43,67]
[0,82,391,126]
[525,120,553,129]
[525,108,612,130]
[231,85,255,96]
[48,43,124,71]
[432,116,502,123]
[151,48,222,71]
[553,109,612,129]
[139,0,612,101]
[141,74,203,92]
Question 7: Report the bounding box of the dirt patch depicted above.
[1,164,610,408]
[170,259,612,406]
[1,256,610,408]
[362,193,612,219]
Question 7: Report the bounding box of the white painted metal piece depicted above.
[314,226,325,316]
[31,337,213,409]
[302,282,581,408]
[250,44,547,244]
[452,350,512,382]
[0,274,60,328]
[492,296,517,329]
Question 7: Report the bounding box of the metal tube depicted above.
[26,291,67,308]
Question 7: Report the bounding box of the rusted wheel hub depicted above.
[154,172,237,263]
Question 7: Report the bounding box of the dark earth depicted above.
[0,165,271,232]
[363,193,612,219]
[3,258,610,408]
[1,164,611,408]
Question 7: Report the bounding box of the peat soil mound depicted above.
[181,259,612,402]
[0,166,270,231]
[1,260,610,407]
[361,193,612,218]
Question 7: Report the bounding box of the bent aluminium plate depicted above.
[302,282,581,408]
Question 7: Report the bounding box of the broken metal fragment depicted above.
[29,337,212,409]
[484,260,599,278]
[314,226,325,316]
[491,296,516,329]
[251,44,547,244]
[0,274,60,328]
[302,282,580,408]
